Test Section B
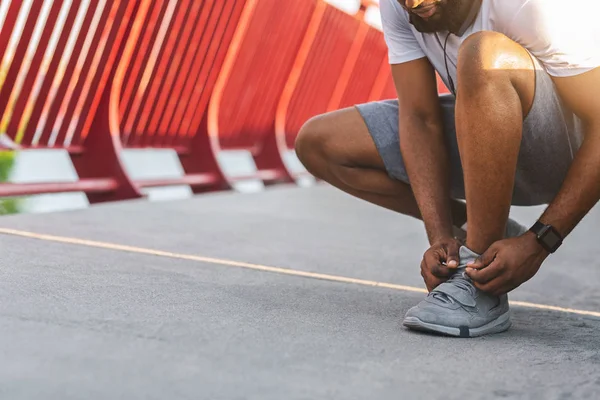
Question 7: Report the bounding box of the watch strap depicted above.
[529,221,545,234]
[529,221,563,253]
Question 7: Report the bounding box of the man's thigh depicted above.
[354,60,583,207]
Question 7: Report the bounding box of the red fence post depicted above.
[0,0,144,203]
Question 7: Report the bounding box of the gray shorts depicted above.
[355,57,584,206]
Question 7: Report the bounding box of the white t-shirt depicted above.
[380,0,600,90]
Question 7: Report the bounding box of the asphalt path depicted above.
[1,184,599,399]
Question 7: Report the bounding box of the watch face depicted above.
[541,228,562,251]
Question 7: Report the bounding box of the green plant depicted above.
[0,151,20,215]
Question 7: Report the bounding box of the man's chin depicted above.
[410,14,447,32]
[425,12,443,22]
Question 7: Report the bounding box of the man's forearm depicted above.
[400,115,454,244]
[539,125,600,238]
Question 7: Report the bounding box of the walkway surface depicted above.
[1,184,599,399]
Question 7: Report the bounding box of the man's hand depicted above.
[421,237,461,292]
[465,232,549,296]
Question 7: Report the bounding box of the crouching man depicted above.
[295,0,600,337]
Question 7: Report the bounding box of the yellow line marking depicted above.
[2,227,600,319]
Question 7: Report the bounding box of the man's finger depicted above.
[431,263,451,278]
[421,268,444,292]
[424,251,451,278]
[467,246,498,269]
[466,258,504,284]
[421,259,439,290]
[426,277,442,292]
[446,240,460,269]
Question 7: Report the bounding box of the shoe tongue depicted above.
[458,246,480,267]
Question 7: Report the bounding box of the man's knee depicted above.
[296,107,384,179]
[295,115,331,176]
[456,31,535,113]
[457,31,533,88]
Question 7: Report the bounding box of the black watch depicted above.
[529,221,563,253]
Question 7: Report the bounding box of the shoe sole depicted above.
[403,311,511,338]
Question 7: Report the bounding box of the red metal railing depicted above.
[208,0,319,185]
[0,0,142,203]
[111,0,247,193]
[275,2,367,152]
[0,0,447,203]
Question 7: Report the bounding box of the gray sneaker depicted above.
[403,247,511,338]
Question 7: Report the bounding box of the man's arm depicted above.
[538,67,600,237]
[465,67,600,295]
[493,0,600,237]
[391,58,454,243]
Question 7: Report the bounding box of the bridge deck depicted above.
[1,185,599,399]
